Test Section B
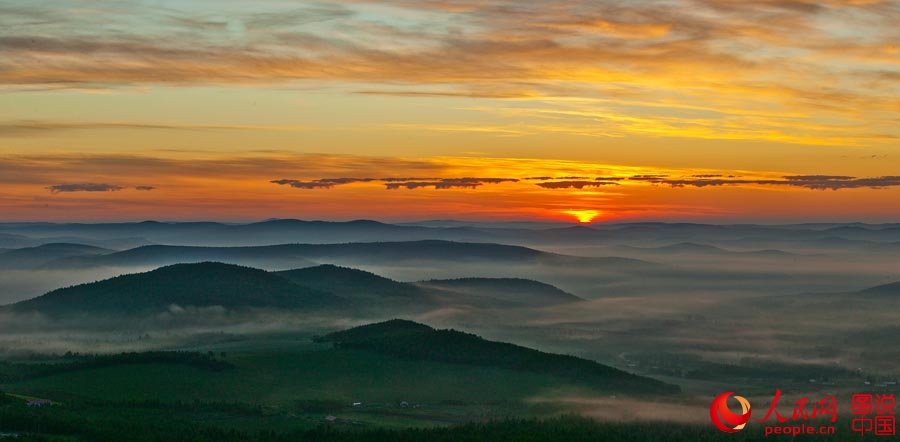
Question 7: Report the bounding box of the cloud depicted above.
[524,176,624,182]
[271,177,425,189]
[47,183,123,193]
[270,179,348,189]
[2,0,899,144]
[383,178,519,190]
[528,173,900,191]
[380,177,442,182]
[783,176,900,190]
[629,174,670,181]
[0,153,447,188]
[134,186,155,191]
[0,120,312,136]
[1,152,899,221]
[655,175,900,190]
[536,181,621,189]
[355,89,534,99]
[271,177,519,190]
[523,176,599,181]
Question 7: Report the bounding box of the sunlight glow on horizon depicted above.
[1,1,899,222]
[562,210,603,224]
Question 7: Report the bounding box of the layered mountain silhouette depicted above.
[613,242,799,258]
[40,240,653,272]
[4,219,900,249]
[7,262,582,317]
[0,243,112,269]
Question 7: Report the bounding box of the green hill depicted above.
[10,262,342,316]
[419,278,582,307]
[0,321,680,439]
[277,265,424,300]
[318,320,678,395]
[281,266,580,308]
[5,263,589,319]
[313,318,434,343]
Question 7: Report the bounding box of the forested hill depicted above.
[317,319,679,395]
[277,264,423,299]
[10,262,342,316]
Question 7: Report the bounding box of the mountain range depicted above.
[5,262,583,318]
[3,219,900,249]
[33,240,654,273]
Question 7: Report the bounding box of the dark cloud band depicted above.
[271,177,520,190]
[536,181,620,189]
[635,175,900,190]
[48,183,123,193]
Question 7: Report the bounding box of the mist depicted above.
[2,220,898,420]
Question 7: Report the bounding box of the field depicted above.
[3,329,894,442]
[0,331,636,437]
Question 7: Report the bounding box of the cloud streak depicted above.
[536,181,620,189]
[271,171,900,192]
[47,183,123,193]
[0,152,898,222]
[0,120,312,136]
[270,178,377,189]
[2,0,899,146]
[635,175,900,191]
[271,177,520,190]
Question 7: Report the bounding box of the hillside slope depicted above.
[277,264,424,300]
[0,243,112,269]
[10,262,342,316]
[318,319,678,395]
[419,277,582,307]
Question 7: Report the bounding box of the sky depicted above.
[2,0,900,223]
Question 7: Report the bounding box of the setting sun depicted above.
[562,210,602,224]
[3,2,900,440]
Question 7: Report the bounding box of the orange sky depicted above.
[2,1,899,223]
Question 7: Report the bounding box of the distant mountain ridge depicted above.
[613,242,800,257]
[4,219,900,248]
[41,240,653,271]
[0,243,113,269]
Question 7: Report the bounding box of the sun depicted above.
[562,210,602,224]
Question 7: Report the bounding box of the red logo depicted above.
[711,392,752,433]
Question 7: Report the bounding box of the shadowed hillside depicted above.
[0,243,112,269]
[4,263,585,319]
[317,319,679,395]
[9,262,342,316]
[277,264,424,300]
[859,281,900,296]
[419,277,583,307]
